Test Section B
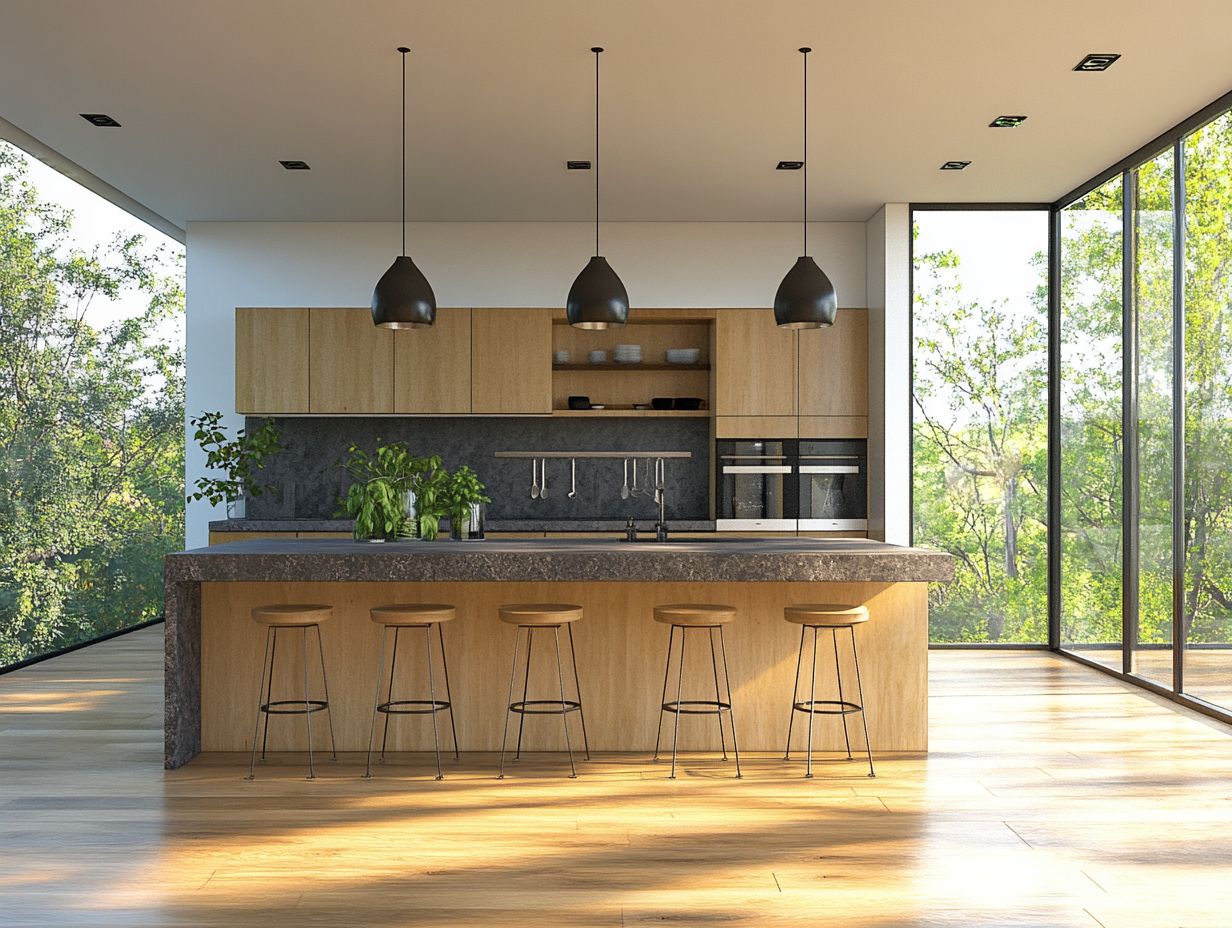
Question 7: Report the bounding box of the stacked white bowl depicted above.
[614,344,643,364]
[665,348,702,364]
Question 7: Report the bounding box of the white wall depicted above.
[185,220,867,547]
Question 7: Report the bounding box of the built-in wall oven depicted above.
[715,439,867,532]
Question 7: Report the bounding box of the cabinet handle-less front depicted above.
[798,464,860,474]
[721,465,793,474]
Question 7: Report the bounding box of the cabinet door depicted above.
[470,309,552,414]
[393,308,472,414]
[309,308,394,414]
[235,308,310,414]
[713,309,798,417]
[798,308,868,417]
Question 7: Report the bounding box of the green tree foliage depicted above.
[0,143,184,666]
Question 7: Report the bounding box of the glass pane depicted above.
[1133,150,1175,687]
[913,210,1049,643]
[1060,177,1124,669]
[1183,111,1232,710]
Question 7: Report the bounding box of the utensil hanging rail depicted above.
[494,451,692,459]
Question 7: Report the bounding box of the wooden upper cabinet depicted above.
[798,308,868,417]
[713,309,798,417]
[393,308,472,414]
[309,308,394,414]
[470,309,553,414]
[235,308,310,414]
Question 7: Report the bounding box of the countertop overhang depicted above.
[166,537,953,584]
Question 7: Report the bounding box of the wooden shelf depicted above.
[553,363,709,372]
[551,408,711,418]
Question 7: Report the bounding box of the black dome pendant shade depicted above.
[373,47,436,329]
[566,47,628,329]
[774,47,837,329]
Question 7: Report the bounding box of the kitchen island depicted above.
[164,537,952,768]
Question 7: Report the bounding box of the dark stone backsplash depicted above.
[245,417,711,522]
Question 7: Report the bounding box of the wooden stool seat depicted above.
[251,603,332,626]
[370,603,457,625]
[653,603,737,627]
[784,603,869,627]
[498,603,583,626]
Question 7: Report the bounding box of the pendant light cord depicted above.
[801,47,809,257]
[593,47,602,257]
[398,47,409,257]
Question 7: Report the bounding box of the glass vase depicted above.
[450,502,486,541]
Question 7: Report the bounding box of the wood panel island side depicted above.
[163,537,953,768]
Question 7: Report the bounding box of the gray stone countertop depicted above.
[167,537,953,584]
[209,519,718,533]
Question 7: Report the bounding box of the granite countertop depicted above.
[167,537,953,584]
[209,518,719,533]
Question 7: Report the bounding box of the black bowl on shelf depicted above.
[567,395,592,410]
[650,397,674,410]
[673,397,705,410]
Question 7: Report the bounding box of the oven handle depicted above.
[721,465,793,474]
[798,465,860,474]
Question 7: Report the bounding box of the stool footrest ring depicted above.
[377,698,451,716]
[662,699,732,716]
[792,698,863,716]
[260,699,329,716]
[509,699,581,716]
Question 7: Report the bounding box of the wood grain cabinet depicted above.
[470,308,553,414]
[798,308,868,437]
[714,309,798,437]
[394,307,472,414]
[309,308,394,414]
[235,308,310,414]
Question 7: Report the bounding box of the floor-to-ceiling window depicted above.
[912,209,1049,643]
[0,141,184,669]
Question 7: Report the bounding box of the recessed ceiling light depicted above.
[566,160,591,170]
[279,160,311,170]
[80,113,121,127]
[776,160,803,170]
[1074,53,1121,72]
[940,161,972,171]
[989,115,1028,128]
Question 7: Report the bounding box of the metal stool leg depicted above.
[784,624,806,760]
[314,624,338,762]
[497,626,522,779]
[669,627,687,779]
[438,622,460,761]
[708,628,729,761]
[380,627,401,762]
[246,627,274,780]
[718,626,741,779]
[653,625,676,762]
[260,627,279,760]
[302,627,315,780]
[425,625,444,780]
[566,623,590,761]
[515,627,535,761]
[363,626,389,778]
[850,626,876,778]
[552,627,578,778]
[805,626,819,779]
[832,628,853,760]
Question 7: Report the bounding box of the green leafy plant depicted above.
[442,466,490,536]
[187,412,283,506]
[408,455,448,540]
[339,442,418,541]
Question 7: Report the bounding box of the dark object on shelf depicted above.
[673,397,705,410]
[567,395,592,410]
[651,397,674,410]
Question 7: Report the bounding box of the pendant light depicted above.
[566,47,629,330]
[372,46,436,329]
[774,47,837,329]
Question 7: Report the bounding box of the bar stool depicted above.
[364,603,460,780]
[652,603,742,779]
[246,603,337,780]
[783,603,875,778]
[497,603,589,778]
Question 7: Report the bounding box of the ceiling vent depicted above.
[940,161,972,171]
[776,160,803,170]
[566,160,591,170]
[1074,53,1121,72]
[80,113,120,127]
[988,115,1028,128]
[279,160,311,170]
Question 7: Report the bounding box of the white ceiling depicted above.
[2,0,1230,228]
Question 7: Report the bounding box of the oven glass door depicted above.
[717,441,796,529]
[797,441,867,530]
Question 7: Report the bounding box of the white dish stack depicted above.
[613,344,643,364]
[665,348,702,364]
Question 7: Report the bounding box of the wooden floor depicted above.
[2,629,1231,927]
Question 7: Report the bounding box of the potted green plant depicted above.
[407,455,448,540]
[187,412,283,518]
[443,466,491,540]
[339,442,420,542]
